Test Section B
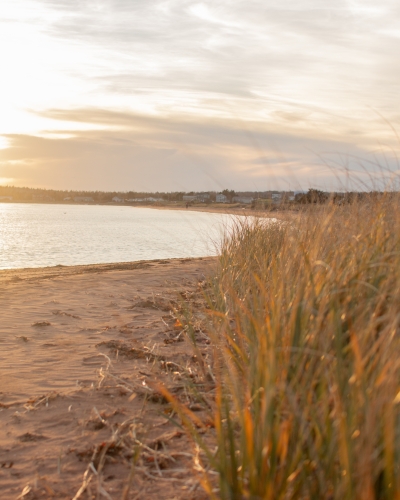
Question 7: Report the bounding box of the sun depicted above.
[0,136,10,150]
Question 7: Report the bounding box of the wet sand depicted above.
[0,257,216,499]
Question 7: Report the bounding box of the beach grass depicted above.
[170,194,400,499]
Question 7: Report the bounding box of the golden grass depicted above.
[178,195,400,499]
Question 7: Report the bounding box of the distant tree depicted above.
[296,189,328,204]
[222,189,236,202]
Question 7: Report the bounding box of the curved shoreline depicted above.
[0,256,216,284]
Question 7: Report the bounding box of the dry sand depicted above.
[0,257,216,499]
[136,203,297,222]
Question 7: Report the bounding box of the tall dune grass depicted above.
[182,195,400,499]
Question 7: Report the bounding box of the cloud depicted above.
[2,108,398,191]
[31,0,400,114]
[1,0,399,191]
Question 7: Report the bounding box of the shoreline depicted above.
[132,203,294,220]
[0,255,216,284]
[0,199,293,218]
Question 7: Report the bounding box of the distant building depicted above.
[126,196,164,203]
[196,193,210,202]
[0,196,12,201]
[74,196,94,203]
[183,193,210,202]
[127,197,163,202]
[112,196,124,202]
[233,196,253,204]
[216,193,228,203]
[63,197,71,201]
[145,197,163,202]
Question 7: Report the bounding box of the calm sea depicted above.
[0,203,238,270]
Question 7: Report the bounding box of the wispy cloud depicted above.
[1,109,398,191]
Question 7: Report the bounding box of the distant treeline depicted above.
[0,185,397,204]
[0,186,285,203]
[0,186,188,202]
[294,189,399,204]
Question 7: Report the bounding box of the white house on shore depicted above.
[112,196,124,202]
[127,197,163,202]
[271,191,295,202]
[216,193,228,203]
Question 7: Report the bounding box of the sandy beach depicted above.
[0,257,216,499]
[133,202,290,218]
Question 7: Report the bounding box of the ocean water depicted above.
[0,203,239,270]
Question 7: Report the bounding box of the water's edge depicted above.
[0,256,218,283]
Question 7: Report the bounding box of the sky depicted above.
[0,0,399,192]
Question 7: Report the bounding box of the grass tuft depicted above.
[181,194,400,499]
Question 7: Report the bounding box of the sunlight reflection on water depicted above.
[0,203,243,269]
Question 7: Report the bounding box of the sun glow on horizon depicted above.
[0,136,10,150]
